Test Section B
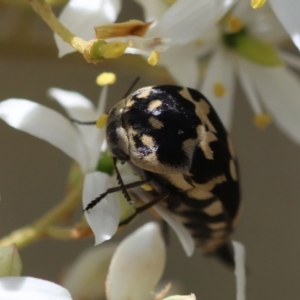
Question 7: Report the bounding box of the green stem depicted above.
[0,0,68,8]
[0,184,82,249]
[26,0,88,53]
[46,226,78,240]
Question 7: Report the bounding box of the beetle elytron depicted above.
[86,85,241,266]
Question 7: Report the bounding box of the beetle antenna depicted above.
[112,157,134,205]
[123,77,140,99]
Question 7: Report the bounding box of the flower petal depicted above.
[151,204,195,257]
[269,0,300,50]
[160,45,200,88]
[0,99,88,172]
[83,172,120,244]
[245,61,300,145]
[55,0,121,57]
[62,244,116,299]
[155,0,236,45]
[201,48,235,130]
[134,0,169,24]
[246,4,288,45]
[48,88,97,122]
[0,245,22,277]
[133,189,195,257]
[236,57,264,115]
[279,49,300,71]
[0,277,72,299]
[109,36,170,55]
[106,223,166,300]
[232,241,246,300]
[48,88,102,171]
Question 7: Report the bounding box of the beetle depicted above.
[85,85,241,266]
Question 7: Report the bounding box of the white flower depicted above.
[0,85,120,244]
[95,1,230,84]
[0,244,22,277]
[62,223,195,300]
[55,0,121,57]
[63,223,167,300]
[251,0,300,51]
[0,277,72,299]
[148,0,236,45]
[62,243,117,299]
[199,2,300,144]
[135,1,300,145]
[106,222,166,300]
[130,188,194,257]
[83,171,120,244]
[128,0,235,86]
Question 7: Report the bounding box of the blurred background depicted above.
[1,1,300,299]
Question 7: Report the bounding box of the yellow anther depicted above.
[213,82,227,98]
[96,114,108,128]
[96,72,116,86]
[251,0,267,9]
[166,0,177,3]
[227,16,243,33]
[147,51,160,66]
[141,183,153,191]
[102,42,128,59]
[254,113,271,129]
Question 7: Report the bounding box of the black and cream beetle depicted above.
[86,85,241,266]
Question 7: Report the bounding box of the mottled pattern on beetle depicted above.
[107,85,241,256]
[165,186,230,253]
[148,171,232,253]
[121,86,205,173]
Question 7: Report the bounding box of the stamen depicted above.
[166,0,177,4]
[96,72,116,86]
[227,16,243,33]
[213,82,227,98]
[251,0,267,9]
[141,183,153,191]
[147,51,160,66]
[96,114,109,128]
[254,113,271,129]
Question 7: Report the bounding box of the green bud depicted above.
[96,151,114,176]
[89,40,108,61]
[0,244,22,277]
[223,30,283,66]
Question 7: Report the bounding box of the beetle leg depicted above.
[83,177,151,212]
[118,192,170,226]
[70,118,97,125]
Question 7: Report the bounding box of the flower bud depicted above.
[0,244,22,277]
